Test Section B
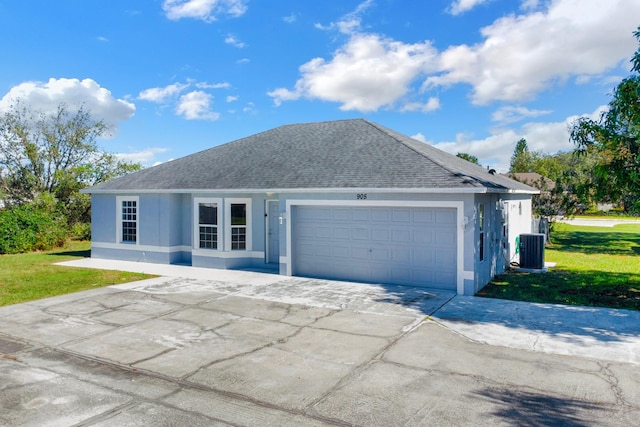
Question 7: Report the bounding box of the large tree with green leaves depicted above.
[0,101,140,249]
[570,27,640,210]
[0,102,139,206]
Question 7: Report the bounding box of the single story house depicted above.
[84,119,537,295]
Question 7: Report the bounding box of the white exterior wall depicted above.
[503,196,533,265]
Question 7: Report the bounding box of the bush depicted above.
[71,222,91,241]
[0,197,68,254]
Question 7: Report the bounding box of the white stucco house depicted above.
[84,119,537,295]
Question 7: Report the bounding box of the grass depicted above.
[478,223,640,310]
[0,241,154,307]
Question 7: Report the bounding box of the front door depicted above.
[266,200,280,264]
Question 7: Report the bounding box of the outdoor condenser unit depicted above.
[519,233,545,269]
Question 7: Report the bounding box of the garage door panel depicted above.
[371,209,391,222]
[413,230,433,244]
[371,229,390,241]
[293,206,457,290]
[392,209,411,222]
[391,247,411,262]
[436,209,456,224]
[351,247,370,259]
[333,208,351,220]
[352,228,370,240]
[352,209,370,221]
[392,229,411,243]
[332,227,350,239]
[371,248,390,261]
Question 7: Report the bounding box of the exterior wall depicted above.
[472,193,533,294]
[90,190,532,296]
[503,195,533,263]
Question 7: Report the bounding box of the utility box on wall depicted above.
[519,233,545,269]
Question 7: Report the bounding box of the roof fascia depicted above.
[82,186,537,195]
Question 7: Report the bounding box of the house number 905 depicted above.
[356,193,367,200]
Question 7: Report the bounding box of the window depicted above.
[478,203,485,262]
[194,198,221,251]
[198,202,218,249]
[117,197,139,244]
[230,203,247,250]
[225,198,251,252]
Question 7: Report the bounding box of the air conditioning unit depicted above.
[519,233,545,269]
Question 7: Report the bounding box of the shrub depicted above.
[0,197,68,254]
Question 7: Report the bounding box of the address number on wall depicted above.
[356,193,367,200]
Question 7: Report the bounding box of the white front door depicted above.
[266,200,280,264]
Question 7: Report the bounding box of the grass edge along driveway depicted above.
[0,241,154,307]
[479,222,640,311]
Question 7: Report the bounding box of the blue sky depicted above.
[0,0,638,172]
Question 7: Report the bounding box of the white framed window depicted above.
[194,198,222,250]
[225,198,252,251]
[116,196,139,244]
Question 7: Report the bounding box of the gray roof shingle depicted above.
[87,119,536,193]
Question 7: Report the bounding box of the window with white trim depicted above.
[225,198,251,251]
[199,202,218,249]
[231,203,247,250]
[117,196,139,244]
[194,198,221,250]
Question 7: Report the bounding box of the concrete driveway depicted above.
[1,264,639,426]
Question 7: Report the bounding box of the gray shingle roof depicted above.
[87,119,536,193]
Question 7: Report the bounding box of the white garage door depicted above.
[292,206,457,290]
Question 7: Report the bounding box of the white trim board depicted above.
[92,242,264,259]
[284,200,466,295]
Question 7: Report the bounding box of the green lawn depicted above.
[0,241,154,307]
[478,223,640,310]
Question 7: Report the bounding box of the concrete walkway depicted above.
[555,218,640,227]
[0,259,638,425]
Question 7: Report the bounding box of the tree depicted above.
[0,102,113,205]
[456,152,480,165]
[0,101,140,249]
[570,27,640,211]
[509,138,534,173]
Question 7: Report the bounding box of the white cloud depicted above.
[268,34,438,112]
[116,147,169,165]
[139,80,229,120]
[138,82,188,102]
[225,34,245,48]
[0,78,135,135]
[226,95,238,102]
[448,0,491,15]
[426,0,640,104]
[162,0,248,22]
[283,13,297,24]
[97,36,109,42]
[431,105,607,172]
[195,81,231,89]
[315,0,374,35]
[176,91,219,120]
[410,132,435,145]
[400,97,441,113]
[491,105,552,124]
[237,58,250,64]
